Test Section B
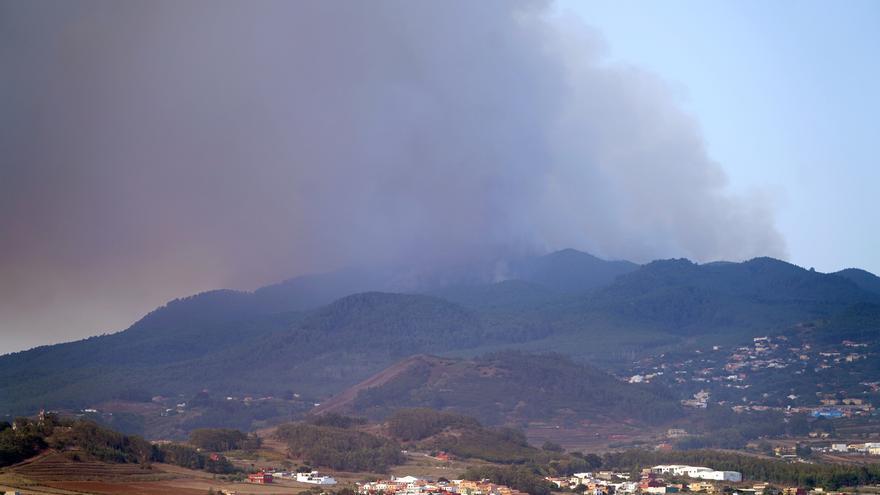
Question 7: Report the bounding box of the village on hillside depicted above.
[241,465,840,495]
[234,464,851,495]
[624,335,877,418]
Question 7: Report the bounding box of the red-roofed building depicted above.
[249,473,273,484]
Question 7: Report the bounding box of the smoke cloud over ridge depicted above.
[0,1,785,351]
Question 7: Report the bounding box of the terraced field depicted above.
[0,448,342,494]
[8,451,171,482]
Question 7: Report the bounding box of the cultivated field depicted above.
[0,449,319,495]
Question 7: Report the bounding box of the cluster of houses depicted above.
[625,335,876,415]
[827,442,880,456]
[546,470,637,494]
[357,476,527,495]
[544,466,742,495]
[249,468,834,495]
[721,338,792,374]
[796,394,876,418]
[247,470,338,485]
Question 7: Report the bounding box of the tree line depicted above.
[275,422,404,472]
[189,428,261,451]
[0,415,234,474]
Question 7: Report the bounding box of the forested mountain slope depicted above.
[834,267,880,296]
[2,250,878,430]
[319,352,680,426]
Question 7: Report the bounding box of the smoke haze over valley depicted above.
[0,0,867,352]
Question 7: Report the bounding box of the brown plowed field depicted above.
[42,481,206,495]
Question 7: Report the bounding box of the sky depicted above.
[557,0,880,274]
[0,0,877,353]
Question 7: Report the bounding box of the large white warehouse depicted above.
[651,465,742,483]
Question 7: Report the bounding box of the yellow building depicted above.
[688,482,715,493]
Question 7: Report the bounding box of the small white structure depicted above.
[696,471,743,483]
[617,482,640,494]
[394,476,421,484]
[684,467,713,478]
[297,471,338,485]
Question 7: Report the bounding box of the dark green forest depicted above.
[386,408,480,440]
[274,422,405,472]
[189,428,261,451]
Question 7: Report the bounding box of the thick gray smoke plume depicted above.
[0,0,785,351]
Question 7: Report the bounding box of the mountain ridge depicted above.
[2,249,879,436]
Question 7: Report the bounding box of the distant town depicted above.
[624,334,876,419]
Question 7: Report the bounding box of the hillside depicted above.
[0,415,233,474]
[507,248,639,294]
[0,292,487,418]
[0,250,635,418]
[385,408,544,464]
[2,250,880,438]
[318,352,681,426]
[575,257,880,335]
[834,268,880,296]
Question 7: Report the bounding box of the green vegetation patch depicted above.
[275,422,404,472]
[189,428,261,451]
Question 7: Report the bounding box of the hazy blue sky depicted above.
[559,0,879,274]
